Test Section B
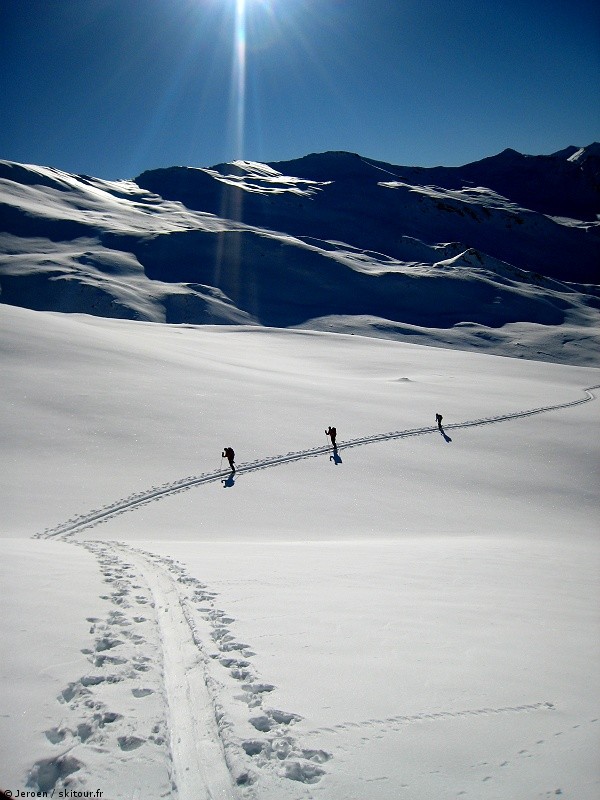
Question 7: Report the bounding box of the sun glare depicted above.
[227,0,283,158]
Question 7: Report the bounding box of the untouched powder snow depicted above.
[1,304,599,799]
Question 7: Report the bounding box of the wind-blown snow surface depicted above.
[1,145,599,366]
[1,304,599,799]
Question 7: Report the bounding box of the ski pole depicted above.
[219,456,223,474]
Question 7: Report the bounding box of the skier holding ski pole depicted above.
[325,426,337,449]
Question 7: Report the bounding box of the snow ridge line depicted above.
[35,384,599,539]
[307,701,556,735]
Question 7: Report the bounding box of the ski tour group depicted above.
[221,414,444,475]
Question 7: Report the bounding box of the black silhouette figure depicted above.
[435,413,452,442]
[325,426,337,449]
[222,446,235,473]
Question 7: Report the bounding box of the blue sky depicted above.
[1,0,598,178]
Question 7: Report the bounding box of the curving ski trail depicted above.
[36,384,599,540]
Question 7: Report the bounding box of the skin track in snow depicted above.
[35,384,600,539]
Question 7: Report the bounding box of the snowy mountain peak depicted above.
[566,142,600,162]
[209,160,284,178]
[566,143,600,182]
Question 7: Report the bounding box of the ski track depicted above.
[116,544,332,794]
[307,701,557,737]
[119,545,237,800]
[35,384,600,540]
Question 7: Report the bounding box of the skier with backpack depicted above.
[222,446,236,473]
[325,426,337,449]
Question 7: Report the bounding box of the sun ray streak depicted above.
[216,0,249,310]
[232,0,247,160]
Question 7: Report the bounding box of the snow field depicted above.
[1,304,599,798]
[156,538,597,799]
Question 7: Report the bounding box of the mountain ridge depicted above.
[1,145,599,366]
[266,143,600,220]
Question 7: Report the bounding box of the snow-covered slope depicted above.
[1,146,599,365]
[1,304,598,798]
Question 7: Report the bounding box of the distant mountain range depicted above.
[1,145,599,365]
